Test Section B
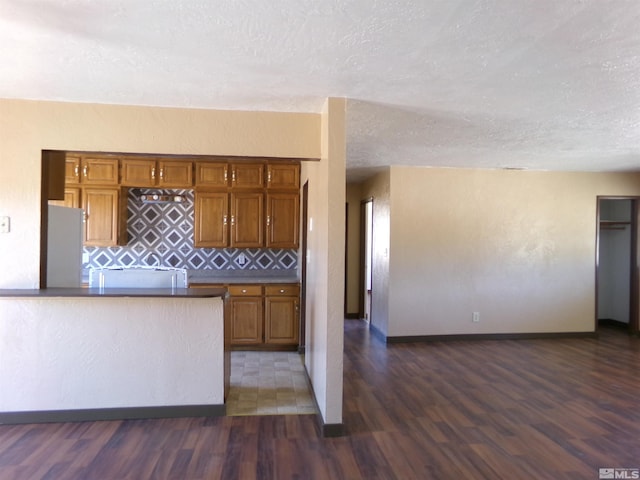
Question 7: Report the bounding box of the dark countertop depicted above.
[187,270,299,285]
[0,287,228,298]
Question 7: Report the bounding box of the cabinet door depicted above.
[195,162,229,187]
[266,192,299,248]
[231,163,264,188]
[49,187,81,208]
[65,155,81,184]
[158,160,193,187]
[81,157,119,185]
[229,296,263,345]
[121,158,156,186]
[83,188,123,246]
[264,296,299,345]
[230,192,264,247]
[194,191,229,247]
[267,163,300,190]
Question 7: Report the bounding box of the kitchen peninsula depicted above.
[0,287,228,425]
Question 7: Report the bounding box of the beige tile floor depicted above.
[226,351,318,416]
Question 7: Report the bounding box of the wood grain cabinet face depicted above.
[266,192,300,249]
[157,160,192,187]
[230,192,264,248]
[48,187,80,208]
[121,159,193,187]
[64,155,82,184]
[66,155,119,185]
[265,284,300,346]
[194,191,229,248]
[82,187,127,247]
[267,163,300,190]
[231,163,264,189]
[228,286,264,345]
[195,162,229,187]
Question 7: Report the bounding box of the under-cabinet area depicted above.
[191,283,300,350]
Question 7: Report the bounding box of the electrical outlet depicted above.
[0,216,10,233]
[472,312,480,323]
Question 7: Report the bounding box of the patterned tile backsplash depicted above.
[83,189,298,271]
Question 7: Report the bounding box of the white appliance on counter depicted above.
[89,267,189,288]
[47,205,83,287]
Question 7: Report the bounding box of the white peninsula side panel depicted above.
[0,296,224,413]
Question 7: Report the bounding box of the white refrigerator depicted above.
[47,205,84,287]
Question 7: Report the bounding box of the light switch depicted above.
[0,216,9,233]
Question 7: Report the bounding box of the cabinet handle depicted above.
[232,168,236,183]
[151,167,156,180]
[242,289,247,293]
[223,214,228,225]
[231,215,235,226]
[279,289,285,293]
[159,168,164,180]
[267,169,272,184]
[224,166,228,183]
[266,215,271,226]
[74,165,80,178]
[83,165,88,177]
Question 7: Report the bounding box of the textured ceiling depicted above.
[1,0,640,181]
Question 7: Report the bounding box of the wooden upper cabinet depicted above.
[230,192,264,248]
[194,191,229,248]
[64,155,82,184]
[82,187,127,247]
[66,155,118,185]
[158,160,192,187]
[195,162,229,187]
[121,158,193,187]
[231,163,264,189]
[266,192,300,249]
[267,163,300,190]
[121,158,155,186]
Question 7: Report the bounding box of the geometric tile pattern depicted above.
[83,188,298,272]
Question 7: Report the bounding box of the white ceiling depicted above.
[1,0,640,181]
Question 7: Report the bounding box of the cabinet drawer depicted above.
[228,285,263,296]
[265,284,300,296]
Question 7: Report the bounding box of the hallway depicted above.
[0,320,639,479]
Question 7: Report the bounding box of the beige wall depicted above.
[0,97,347,422]
[384,167,640,337]
[301,98,345,426]
[0,98,320,288]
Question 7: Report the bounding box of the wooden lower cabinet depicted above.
[192,283,300,349]
[228,285,263,345]
[264,284,299,345]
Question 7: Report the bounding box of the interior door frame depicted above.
[358,197,373,321]
[299,181,309,353]
[595,196,640,335]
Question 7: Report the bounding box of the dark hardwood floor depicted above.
[1,320,639,479]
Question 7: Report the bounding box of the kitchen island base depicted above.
[0,290,227,424]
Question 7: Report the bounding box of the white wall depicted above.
[357,167,640,337]
[0,296,224,411]
[301,97,345,426]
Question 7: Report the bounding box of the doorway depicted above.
[359,198,373,322]
[596,197,640,334]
